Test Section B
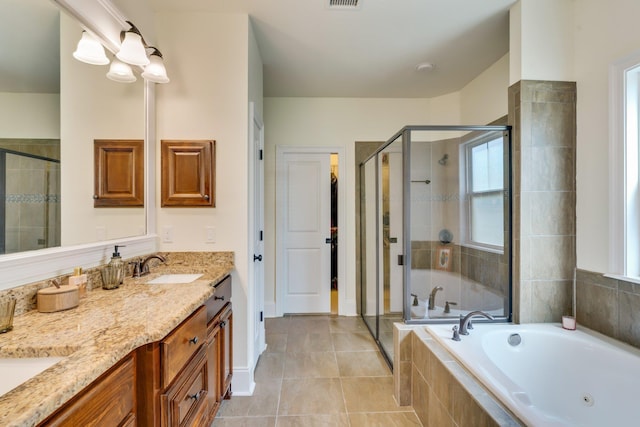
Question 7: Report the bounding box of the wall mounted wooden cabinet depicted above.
[161,140,215,207]
[93,139,144,207]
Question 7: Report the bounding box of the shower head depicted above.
[438,154,448,165]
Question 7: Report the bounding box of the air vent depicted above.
[328,0,361,10]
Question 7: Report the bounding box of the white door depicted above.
[250,104,266,362]
[278,152,332,314]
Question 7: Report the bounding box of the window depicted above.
[463,135,504,250]
[610,57,640,279]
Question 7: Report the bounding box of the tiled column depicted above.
[509,81,576,323]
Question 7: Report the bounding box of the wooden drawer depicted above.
[42,353,136,426]
[161,306,206,387]
[161,345,208,427]
[205,275,231,324]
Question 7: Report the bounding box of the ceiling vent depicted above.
[328,0,361,10]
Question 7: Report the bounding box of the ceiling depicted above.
[151,0,517,98]
[0,0,60,93]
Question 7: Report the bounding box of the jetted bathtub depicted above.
[426,323,640,426]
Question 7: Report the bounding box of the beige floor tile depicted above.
[342,376,410,413]
[332,331,378,351]
[255,353,285,382]
[286,315,331,333]
[278,378,346,415]
[211,416,276,427]
[275,414,350,427]
[265,333,288,353]
[284,352,340,378]
[328,317,369,333]
[217,379,281,417]
[266,317,290,333]
[336,351,390,377]
[348,412,422,427]
[285,331,333,353]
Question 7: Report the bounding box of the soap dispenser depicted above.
[101,245,125,290]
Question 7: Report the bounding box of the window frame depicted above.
[609,51,640,280]
[460,133,505,253]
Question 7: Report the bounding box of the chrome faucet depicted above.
[134,254,166,277]
[428,286,443,310]
[458,311,494,335]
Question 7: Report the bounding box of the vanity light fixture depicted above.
[106,58,136,83]
[116,22,150,66]
[72,21,170,84]
[73,31,109,65]
[141,49,170,84]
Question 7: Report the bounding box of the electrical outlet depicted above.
[206,226,216,243]
[162,225,173,243]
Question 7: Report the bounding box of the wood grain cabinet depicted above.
[161,140,215,207]
[39,353,136,426]
[94,139,144,207]
[39,276,233,427]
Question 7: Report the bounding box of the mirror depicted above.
[0,0,145,256]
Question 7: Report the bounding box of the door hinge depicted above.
[260,311,263,322]
[259,230,263,241]
[398,254,404,265]
[259,149,263,160]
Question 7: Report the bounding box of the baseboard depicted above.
[230,366,256,396]
[264,301,277,318]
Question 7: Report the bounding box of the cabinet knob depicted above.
[214,295,225,301]
[188,336,199,345]
[93,195,98,199]
[204,194,210,200]
[220,320,226,328]
[188,390,202,401]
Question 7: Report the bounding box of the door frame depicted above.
[248,102,265,381]
[275,146,346,316]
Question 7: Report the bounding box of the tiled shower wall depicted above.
[509,80,576,323]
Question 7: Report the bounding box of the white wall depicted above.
[0,93,59,139]
[510,0,574,85]
[575,0,640,272]
[154,11,254,394]
[60,14,145,247]
[263,95,461,316]
[460,54,509,124]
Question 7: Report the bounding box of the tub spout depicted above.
[459,311,494,335]
[428,286,443,310]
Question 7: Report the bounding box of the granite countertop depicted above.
[0,252,233,427]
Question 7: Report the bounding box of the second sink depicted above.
[147,274,203,284]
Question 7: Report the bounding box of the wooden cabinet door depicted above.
[206,320,221,422]
[161,140,215,207]
[94,139,144,207]
[40,353,136,426]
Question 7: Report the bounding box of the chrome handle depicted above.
[254,254,262,262]
[214,295,225,301]
[188,336,198,345]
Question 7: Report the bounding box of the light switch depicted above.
[162,225,173,243]
[206,226,216,243]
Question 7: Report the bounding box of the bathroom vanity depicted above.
[0,253,234,427]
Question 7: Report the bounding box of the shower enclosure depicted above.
[0,147,61,254]
[359,125,512,363]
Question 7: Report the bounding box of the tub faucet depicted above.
[428,286,443,310]
[459,311,495,335]
[139,254,166,276]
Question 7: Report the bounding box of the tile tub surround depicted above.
[576,268,640,349]
[0,252,233,427]
[394,324,522,427]
[509,80,577,324]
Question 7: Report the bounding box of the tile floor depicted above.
[212,315,421,426]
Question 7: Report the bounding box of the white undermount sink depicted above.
[147,274,203,284]
[0,357,65,396]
